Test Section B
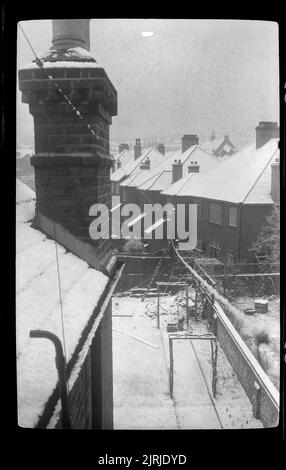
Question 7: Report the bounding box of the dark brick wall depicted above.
[240,204,273,262]
[167,196,274,262]
[54,302,113,429]
[99,300,113,429]
[69,351,93,429]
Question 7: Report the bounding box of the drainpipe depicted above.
[30,330,71,429]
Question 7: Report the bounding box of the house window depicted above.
[209,203,222,225]
[209,241,221,259]
[122,188,127,202]
[193,198,202,218]
[226,248,235,264]
[229,206,237,227]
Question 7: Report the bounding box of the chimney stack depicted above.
[119,143,129,154]
[182,134,199,153]
[140,157,150,170]
[271,155,280,204]
[134,138,142,160]
[172,159,183,183]
[255,122,279,149]
[18,19,118,271]
[157,143,165,156]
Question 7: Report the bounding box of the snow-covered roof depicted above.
[16,148,35,159]
[21,60,103,70]
[113,149,133,166]
[16,180,109,427]
[111,148,166,184]
[143,171,173,192]
[162,139,279,204]
[132,145,222,192]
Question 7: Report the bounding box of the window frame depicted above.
[228,206,238,227]
[209,202,222,225]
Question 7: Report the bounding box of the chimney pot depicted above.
[52,19,91,51]
[119,143,129,153]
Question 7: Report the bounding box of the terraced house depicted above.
[162,122,279,263]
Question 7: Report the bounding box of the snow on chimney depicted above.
[18,19,118,270]
[172,159,183,183]
[140,157,150,170]
[119,143,129,153]
[256,122,279,149]
[134,138,142,160]
[181,134,199,153]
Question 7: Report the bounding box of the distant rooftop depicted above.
[162,139,279,204]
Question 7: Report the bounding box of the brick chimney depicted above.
[270,155,280,204]
[182,134,199,153]
[134,138,142,160]
[140,157,150,170]
[255,122,279,149]
[119,143,129,153]
[18,19,118,272]
[172,159,183,183]
[157,143,165,156]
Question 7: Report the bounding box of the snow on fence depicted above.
[206,300,279,428]
[172,242,280,428]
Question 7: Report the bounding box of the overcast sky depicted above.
[17,19,279,150]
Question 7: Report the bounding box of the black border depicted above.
[2,3,285,461]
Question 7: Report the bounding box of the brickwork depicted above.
[18,20,117,430]
[99,300,113,429]
[53,301,114,429]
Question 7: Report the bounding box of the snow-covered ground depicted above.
[231,296,280,390]
[16,180,109,427]
[112,293,263,429]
